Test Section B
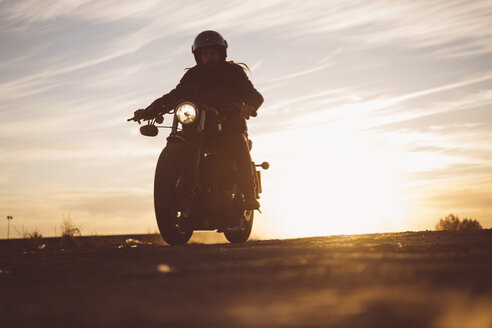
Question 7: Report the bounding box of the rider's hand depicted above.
[133,109,153,121]
[240,104,257,119]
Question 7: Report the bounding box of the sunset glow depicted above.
[1,0,491,238]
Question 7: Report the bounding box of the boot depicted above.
[244,198,260,210]
[243,191,260,210]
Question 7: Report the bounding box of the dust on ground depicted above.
[1,230,492,328]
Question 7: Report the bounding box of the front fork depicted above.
[168,109,209,202]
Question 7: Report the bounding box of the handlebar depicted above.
[128,102,252,123]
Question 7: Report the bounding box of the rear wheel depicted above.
[154,143,193,246]
[224,210,254,243]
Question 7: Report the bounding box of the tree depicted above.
[458,218,482,230]
[435,214,482,231]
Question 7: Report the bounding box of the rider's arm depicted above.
[234,65,264,116]
[145,70,195,116]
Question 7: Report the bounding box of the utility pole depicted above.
[6,216,13,240]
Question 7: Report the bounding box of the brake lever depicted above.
[127,117,142,124]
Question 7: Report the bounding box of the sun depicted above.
[252,122,409,238]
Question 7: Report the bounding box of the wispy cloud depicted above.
[2,1,491,99]
[1,0,160,23]
[1,0,492,233]
[266,49,341,83]
[278,71,492,131]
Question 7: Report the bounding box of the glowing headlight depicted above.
[176,102,197,124]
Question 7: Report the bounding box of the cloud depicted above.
[266,50,341,83]
[412,172,492,227]
[0,188,157,236]
[1,0,492,234]
[1,0,160,22]
[3,1,491,49]
[2,1,491,101]
[278,71,492,131]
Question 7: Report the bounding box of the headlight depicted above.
[176,102,197,124]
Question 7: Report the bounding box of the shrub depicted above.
[61,217,81,237]
[20,228,44,250]
[60,216,81,248]
[435,214,482,231]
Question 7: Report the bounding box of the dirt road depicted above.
[1,230,492,327]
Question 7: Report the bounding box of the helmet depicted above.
[192,30,228,64]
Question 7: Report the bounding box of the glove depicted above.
[133,109,154,121]
[240,104,257,119]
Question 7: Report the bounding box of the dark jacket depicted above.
[148,62,263,132]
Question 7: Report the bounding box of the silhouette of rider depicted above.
[134,30,264,210]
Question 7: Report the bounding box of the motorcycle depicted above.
[128,100,269,246]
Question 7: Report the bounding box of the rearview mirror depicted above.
[140,124,158,137]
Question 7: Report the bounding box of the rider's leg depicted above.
[223,132,260,210]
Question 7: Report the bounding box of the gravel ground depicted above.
[1,230,492,328]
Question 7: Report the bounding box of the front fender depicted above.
[166,133,191,148]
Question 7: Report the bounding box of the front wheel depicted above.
[154,143,193,246]
[224,210,254,243]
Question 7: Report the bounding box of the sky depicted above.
[1,0,492,239]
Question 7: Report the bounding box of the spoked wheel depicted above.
[224,210,254,243]
[154,143,193,246]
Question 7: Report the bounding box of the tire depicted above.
[154,143,193,246]
[224,210,254,243]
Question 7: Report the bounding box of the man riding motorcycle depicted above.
[134,30,264,210]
